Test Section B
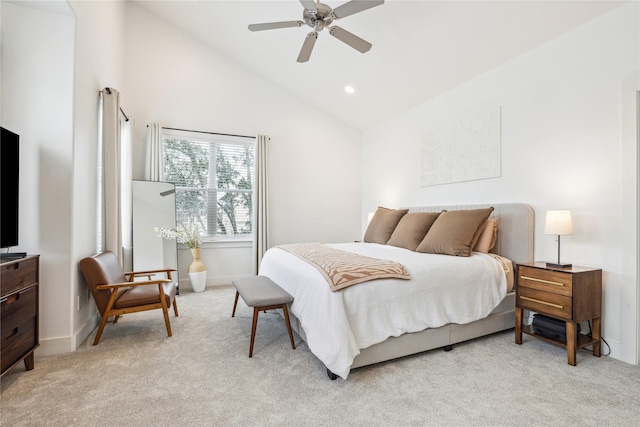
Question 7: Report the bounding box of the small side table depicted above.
[515,262,602,365]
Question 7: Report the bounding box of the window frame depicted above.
[162,128,256,243]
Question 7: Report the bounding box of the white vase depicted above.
[189,248,207,292]
[189,270,207,293]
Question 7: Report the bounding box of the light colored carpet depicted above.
[1,285,638,426]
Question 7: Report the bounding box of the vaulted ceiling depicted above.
[133,0,625,130]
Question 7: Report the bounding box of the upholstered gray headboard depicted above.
[405,203,535,265]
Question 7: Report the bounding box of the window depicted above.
[162,129,255,241]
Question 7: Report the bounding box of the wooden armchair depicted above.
[79,251,179,345]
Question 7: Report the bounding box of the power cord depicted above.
[582,319,611,356]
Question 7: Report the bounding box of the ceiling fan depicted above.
[248,0,384,63]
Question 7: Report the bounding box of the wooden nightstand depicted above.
[515,262,602,365]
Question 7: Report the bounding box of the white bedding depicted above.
[259,242,508,379]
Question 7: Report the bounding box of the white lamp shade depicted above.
[544,210,574,235]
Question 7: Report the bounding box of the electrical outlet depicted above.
[77,295,81,311]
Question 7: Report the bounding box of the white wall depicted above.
[2,0,128,355]
[68,0,126,348]
[362,3,639,364]
[1,0,359,354]
[1,2,75,354]
[122,3,362,289]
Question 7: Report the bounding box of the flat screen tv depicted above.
[1,127,20,249]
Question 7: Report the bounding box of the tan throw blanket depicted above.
[277,243,410,291]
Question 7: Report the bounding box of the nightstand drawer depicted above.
[517,287,572,320]
[518,266,572,296]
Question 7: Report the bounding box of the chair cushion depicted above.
[114,282,176,309]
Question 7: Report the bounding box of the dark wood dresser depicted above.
[1,255,40,376]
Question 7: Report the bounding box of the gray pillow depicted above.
[416,207,494,256]
[363,207,408,244]
[387,212,442,251]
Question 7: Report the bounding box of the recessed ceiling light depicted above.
[344,85,355,94]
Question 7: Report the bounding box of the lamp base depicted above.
[546,261,572,269]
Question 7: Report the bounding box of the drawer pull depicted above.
[7,327,19,339]
[520,296,564,309]
[1,294,19,305]
[520,275,564,287]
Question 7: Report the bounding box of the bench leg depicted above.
[282,304,296,350]
[239,299,295,358]
[249,307,259,358]
[232,291,240,317]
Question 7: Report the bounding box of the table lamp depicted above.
[544,210,573,268]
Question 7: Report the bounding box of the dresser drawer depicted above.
[1,257,38,296]
[1,284,38,331]
[518,266,572,296]
[517,287,572,320]
[1,317,37,373]
[0,255,40,377]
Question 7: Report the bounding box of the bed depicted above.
[259,203,534,379]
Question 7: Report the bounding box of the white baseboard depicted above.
[37,336,74,357]
[179,274,242,291]
[37,313,99,357]
[74,312,100,348]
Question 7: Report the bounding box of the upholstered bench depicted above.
[231,275,296,357]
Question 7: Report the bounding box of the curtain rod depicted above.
[162,126,255,140]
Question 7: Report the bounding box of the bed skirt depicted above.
[286,292,515,371]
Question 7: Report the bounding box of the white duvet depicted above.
[259,242,508,379]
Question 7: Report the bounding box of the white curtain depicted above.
[144,123,163,181]
[253,134,270,274]
[100,88,123,263]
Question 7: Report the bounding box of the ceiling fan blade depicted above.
[248,21,303,32]
[299,0,317,13]
[332,0,384,19]
[297,32,318,63]
[329,26,372,53]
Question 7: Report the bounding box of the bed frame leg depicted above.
[326,368,338,380]
[443,345,453,352]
